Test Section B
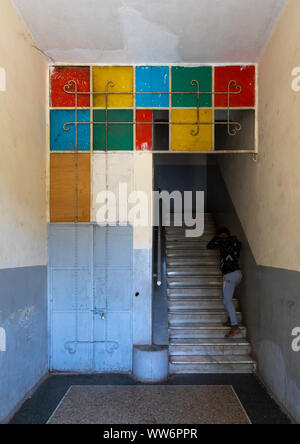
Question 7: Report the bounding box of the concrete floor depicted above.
[10,374,291,424]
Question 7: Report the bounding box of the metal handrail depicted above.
[157,191,162,287]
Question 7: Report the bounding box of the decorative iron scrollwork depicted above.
[62,78,244,150]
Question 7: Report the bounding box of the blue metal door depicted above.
[93,225,133,372]
[48,224,133,372]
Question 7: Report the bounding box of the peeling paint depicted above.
[118,4,180,63]
[19,305,35,324]
[0,327,6,352]
[12,0,288,63]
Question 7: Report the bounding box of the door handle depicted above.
[92,309,105,319]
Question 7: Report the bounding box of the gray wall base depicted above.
[0,266,48,422]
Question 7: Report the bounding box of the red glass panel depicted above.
[136,110,152,151]
[50,66,90,107]
[215,66,255,107]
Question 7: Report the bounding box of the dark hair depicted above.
[217,227,230,236]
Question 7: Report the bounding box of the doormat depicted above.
[48,385,251,424]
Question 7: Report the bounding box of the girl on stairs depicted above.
[207,227,242,338]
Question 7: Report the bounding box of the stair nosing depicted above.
[169,340,250,346]
[170,359,255,365]
[168,297,237,301]
[168,310,241,314]
[168,324,246,329]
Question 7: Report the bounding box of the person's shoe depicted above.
[225,326,241,338]
[223,318,232,327]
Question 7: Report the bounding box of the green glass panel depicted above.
[93,110,105,151]
[93,110,133,151]
[171,66,212,108]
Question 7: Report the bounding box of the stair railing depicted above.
[157,190,163,287]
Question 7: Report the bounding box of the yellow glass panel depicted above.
[171,109,213,151]
[93,66,133,107]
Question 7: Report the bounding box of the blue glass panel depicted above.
[152,66,169,107]
[136,66,152,107]
[50,110,90,151]
[136,66,169,107]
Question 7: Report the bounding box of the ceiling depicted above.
[12,0,288,64]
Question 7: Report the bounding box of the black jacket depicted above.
[207,235,242,275]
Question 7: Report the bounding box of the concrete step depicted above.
[166,240,210,250]
[166,226,216,234]
[167,257,219,266]
[169,355,256,374]
[168,213,215,222]
[166,223,216,233]
[167,276,223,288]
[167,266,222,278]
[168,297,238,310]
[166,233,216,242]
[168,310,242,324]
[167,287,222,298]
[166,219,215,228]
[169,323,247,339]
[169,338,251,356]
[166,249,219,258]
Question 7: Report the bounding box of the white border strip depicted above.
[46,386,73,424]
[231,386,252,425]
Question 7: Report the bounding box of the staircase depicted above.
[166,213,256,374]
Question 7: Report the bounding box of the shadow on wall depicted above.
[210,163,300,424]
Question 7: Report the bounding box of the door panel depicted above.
[106,312,132,372]
[52,312,93,372]
[92,225,133,372]
[106,226,133,267]
[92,313,107,372]
[52,269,91,311]
[106,270,132,311]
[49,224,91,267]
[93,268,106,310]
[49,223,133,372]
[93,312,132,372]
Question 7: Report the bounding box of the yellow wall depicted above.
[219,0,300,272]
[0,0,48,269]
